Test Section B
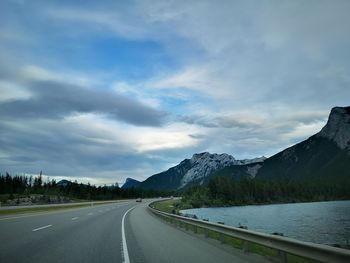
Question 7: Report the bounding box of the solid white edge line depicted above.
[32,224,52,232]
[121,206,135,263]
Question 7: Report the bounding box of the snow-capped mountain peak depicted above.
[180,152,265,188]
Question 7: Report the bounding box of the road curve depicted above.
[0,199,271,263]
[126,200,269,263]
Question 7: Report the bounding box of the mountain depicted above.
[317,106,350,150]
[210,162,264,179]
[134,106,349,191]
[139,152,266,191]
[255,106,350,181]
[57,179,72,187]
[121,178,141,189]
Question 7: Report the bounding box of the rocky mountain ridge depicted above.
[255,106,350,181]
[126,152,265,190]
[123,106,350,190]
[121,178,141,189]
[317,106,350,150]
[179,152,266,188]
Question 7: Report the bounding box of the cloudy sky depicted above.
[1,0,349,185]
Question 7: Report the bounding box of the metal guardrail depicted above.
[148,201,350,263]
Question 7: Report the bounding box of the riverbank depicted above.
[180,176,350,210]
[153,199,350,262]
[181,200,350,249]
[157,198,350,249]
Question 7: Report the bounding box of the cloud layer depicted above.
[0,80,166,126]
[1,0,349,184]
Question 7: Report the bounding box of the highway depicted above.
[0,200,128,210]
[0,199,270,263]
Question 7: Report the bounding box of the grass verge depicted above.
[0,202,117,217]
[152,199,319,263]
[152,198,183,213]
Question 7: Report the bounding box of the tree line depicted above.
[0,173,169,202]
[182,176,350,208]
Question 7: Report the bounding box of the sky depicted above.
[1,0,350,185]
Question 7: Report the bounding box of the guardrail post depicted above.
[148,201,350,263]
[205,228,209,238]
[278,250,287,263]
[220,233,225,244]
[243,240,249,253]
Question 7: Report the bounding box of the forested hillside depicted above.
[0,173,168,205]
[181,176,350,208]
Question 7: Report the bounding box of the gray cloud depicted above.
[1,0,349,184]
[178,115,217,128]
[282,111,328,125]
[0,119,171,183]
[178,114,260,129]
[0,80,166,126]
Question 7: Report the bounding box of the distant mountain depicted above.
[121,178,141,189]
[139,152,266,191]
[132,106,349,191]
[210,162,264,179]
[255,106,350,181]
[57,179,72,187]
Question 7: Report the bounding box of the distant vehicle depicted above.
[136,198,142,202]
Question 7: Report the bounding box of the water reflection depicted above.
[182,200,350,246]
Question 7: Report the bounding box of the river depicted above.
[181,200,350,247]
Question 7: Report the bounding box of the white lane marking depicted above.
[0,203,116,221]
[71,217,79,220]
[88,212,93,215]
[121,207,135,263]
[32,224,52,232]
[0,202,132,221]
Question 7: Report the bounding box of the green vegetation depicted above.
[181,176,350,208]
[152,173,349,262]
[154,199,319,263]
[152,198,192,214]
[153,199,180,213]
[0,173,169,205]
[0,203,101,216]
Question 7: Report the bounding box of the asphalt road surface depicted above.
[0,200,128,210]
[0,199,270,263]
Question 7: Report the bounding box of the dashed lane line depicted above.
[32,224,52,232]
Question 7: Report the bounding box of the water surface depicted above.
[182,200,350,246]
